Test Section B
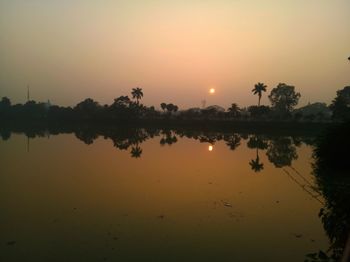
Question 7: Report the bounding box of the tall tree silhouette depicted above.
[131,87,143,104]
[268,83,300,115]
[252,82,267,106]
[329,86,350,121]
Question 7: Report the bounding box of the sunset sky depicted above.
[0,0,349,109]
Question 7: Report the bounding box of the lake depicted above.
[0,128,330,261]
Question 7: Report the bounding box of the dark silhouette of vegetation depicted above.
[131,145,142,158]
[305,122,350,261]
[227,103,240,118]
[269,83,301,117]
[131,87,143,104]
[1,84,347,125]
[224,134,241,150]
[248,105,271,119]
[247,135,268,173]
[266,137,298,168]
[252,82,267,106]
[329,86,350,121]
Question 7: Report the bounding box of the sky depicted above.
[0,0,349,109]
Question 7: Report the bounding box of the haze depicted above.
[0,0,349,108]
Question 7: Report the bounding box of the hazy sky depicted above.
[0,0,349,108]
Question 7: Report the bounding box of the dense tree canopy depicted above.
[329,86,350,121]
[268,83,301,115]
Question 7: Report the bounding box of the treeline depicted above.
[0,84,349,122]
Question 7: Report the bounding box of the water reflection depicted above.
[0,126,317,169]
[3,125,347,261]
[305,123,350,262]
[247,136,268,173]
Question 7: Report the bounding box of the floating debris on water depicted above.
[222,201,232,208]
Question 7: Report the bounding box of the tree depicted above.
[249,156,264,173]
[252,82,267,106]
[268,83,301,114]
[0,97,11,108]
[166,103,174,112]
[247,136,268,173]
[224,134,241,150]
[329,86,350,121]
[248,105,271,118]
[131,87,143,104]
[75,98,100,112]
[165,103,178,114]
[160,103,167,112]
[130,145,142,158]
[74,98,101,119]
[227,103,240,117]
[0,97,11,118]
[266,137,298,168]
[112,96,131,108]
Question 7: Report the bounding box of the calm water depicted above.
[0,129,329,261]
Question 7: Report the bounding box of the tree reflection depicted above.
[248,135,268,173]
[266,137,298,168]
[305,123,350,262]
[224,134,241,150]
[1,126,313,166]
[130,145,142,158]
[160,130,178,146]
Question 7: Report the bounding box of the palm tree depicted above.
[252,82,267,106]
[131,87,143,104]
[249,152,264,172]
[130,145,142,158]
[227,103,240,117]
[247,135,267,173]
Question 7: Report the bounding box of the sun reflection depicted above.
[208,145,213,151]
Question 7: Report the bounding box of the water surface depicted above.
[0,129,329,261]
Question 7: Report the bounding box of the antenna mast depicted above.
[27,84,30,102]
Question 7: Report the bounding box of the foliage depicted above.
[329,86,350,121]
[248,105,271,118]
[266,137,298,168]
[252,82,267,106]
[268,83,301,115]
[227,103,240,117]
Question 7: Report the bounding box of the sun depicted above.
[209,88,215,94]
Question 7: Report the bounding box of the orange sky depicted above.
[0,0,349,109]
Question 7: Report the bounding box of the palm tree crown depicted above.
[252,83,267,106]
[131,87,143,104]
[249,155,264,172]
